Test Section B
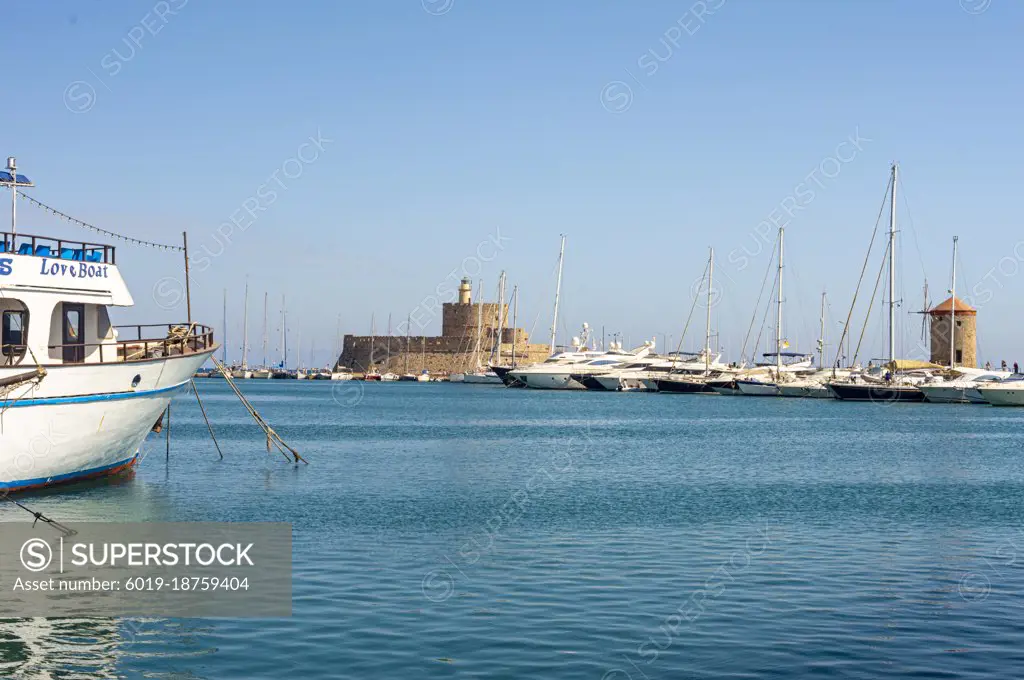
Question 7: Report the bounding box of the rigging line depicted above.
[671,257,710,369]
[896,173,928,284]
[852,240,890,366]
[739,231,780,365]
[751,265,780,367]
[18,193,185,252]
[832,171,892,371]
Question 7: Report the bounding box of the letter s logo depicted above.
[0,258,12,276]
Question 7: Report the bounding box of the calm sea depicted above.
[3,381,1024,678]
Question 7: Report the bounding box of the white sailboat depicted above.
[735,227,814,396]
[251,292,273,378]
[231,279,252,379]
[0,158,216,491]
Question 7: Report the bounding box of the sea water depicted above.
[2,381,1023,678]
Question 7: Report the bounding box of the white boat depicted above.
[975,374,1024,406]
[230,368,252,379]
[380,372,399,382]
[251,368,273,379]
[0,159,216,491]
[777,369,851,398]
[462,370,500,384]
[416,371,431,382]
[330,369,353,381]
[511,333,652,390]
[919,370,1010,404]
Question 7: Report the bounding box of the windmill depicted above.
[912,278,930,359]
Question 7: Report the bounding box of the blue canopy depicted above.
[0,171,32,185]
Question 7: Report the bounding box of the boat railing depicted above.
[0,231,116,264]
[45,323,214,364]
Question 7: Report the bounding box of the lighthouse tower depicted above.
[928,296,977,367]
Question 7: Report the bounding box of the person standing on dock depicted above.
[985,361,992,371]
[1001,360,1008,371]
[1015,362,1020,374]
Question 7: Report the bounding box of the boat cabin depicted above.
[0,231,213,367]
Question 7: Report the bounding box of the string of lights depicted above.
[18,193,185,252]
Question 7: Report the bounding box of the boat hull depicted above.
[491,365,526,388]
[976,387,1024,406]
[736,380,780,397]
[512,371,586,390]
[463,373,502,385]
[707,380,741,396]
[654,378,715,394]
[570,374,608,391]
[778,383,832,399]
[826,382,925,402]
[919,384,986,404]
[0,350,212,492]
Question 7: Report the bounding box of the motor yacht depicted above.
[974,374,1024,406]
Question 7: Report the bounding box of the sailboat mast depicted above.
[550,235,566,354]
[511,284,519,368]
[888,162,898,366]
[280,295,286,368]
[386,314,392,372]
[242,280,249,369]
[222,289,228,364]
[950,235,958,368]
[474,279,484,369]
[818,291,826,369]
[262,292,268,367]
[496,271,506,364]
[405,313,411,374]
[776,227,784,374]
[705,247,713,375]
[370,313,375,371]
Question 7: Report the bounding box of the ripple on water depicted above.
[4,383,1024,678]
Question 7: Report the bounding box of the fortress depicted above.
[337,278,552,374]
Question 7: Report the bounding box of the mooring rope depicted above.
[210,357,307,464]
[1,495,77,536]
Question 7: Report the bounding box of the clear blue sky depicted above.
[4,0,1023,367]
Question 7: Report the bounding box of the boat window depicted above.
[2,310,27,362]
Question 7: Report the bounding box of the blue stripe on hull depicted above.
[0,381,185,408]
[1,454,139,491]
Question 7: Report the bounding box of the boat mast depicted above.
[5,157,32,236]
[474,279,484,369]
[262,293,268,368]
[888,162,898,366]
[280,295,286,368]
[550,234,566,354]
[386,313,392,372]
[369,313,375,371]
[705,247,713,375]
[511,284,519,368]
[334,313,341,370]
[495,271,506,364]
[818,291,826,369]
[950,235,958,369]
[242,279,249,370]
[222,288,228,364]
[776,227,784,375]
[405,313,411,374]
